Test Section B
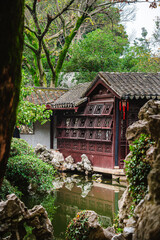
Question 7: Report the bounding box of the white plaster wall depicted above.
[21,121,50,149]
[53,115,57,149]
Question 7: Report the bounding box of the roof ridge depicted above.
[33,86,68,90]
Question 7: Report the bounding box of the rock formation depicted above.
[0,194,53,240]
[118,100,160,240]
[34,144,93,174]
[66,210,122,240]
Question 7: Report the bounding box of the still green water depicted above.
[23,173,125,239]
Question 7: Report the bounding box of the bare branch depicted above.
[47,21,75,41]
[25,4,32,14]
[25,0,41,36]
[56,0,66,36]
[33,0,37,13]
[24,26,38,38]
[40,0,75,40]
[24,42,38,55]
[42,40,56,80]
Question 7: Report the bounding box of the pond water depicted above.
[23,173,125,240]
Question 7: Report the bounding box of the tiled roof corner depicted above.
[26,87,68,105]
[50,82,91,109]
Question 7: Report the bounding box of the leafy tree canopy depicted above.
[22,0,132,87]
[16,73,52,127]
[60,26,128,83]
[120,27,160,73]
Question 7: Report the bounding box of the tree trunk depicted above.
[0,1,24,188]
[54,15,85,87]
[37,53,46,86]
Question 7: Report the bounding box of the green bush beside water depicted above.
[3,138,56,195]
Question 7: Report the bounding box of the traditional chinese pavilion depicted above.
[47,72,160,171]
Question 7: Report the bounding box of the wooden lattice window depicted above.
[89,143,95,151]
[105,130,112,141]
[105,144,112,153]
[72,117,79,127]
[85,104,95,114]
[58,140,64,148]
[65,140,71,149]
[86,118,94,128]
[121,119,126,141]
[95,117,102,128]
[97,143,103,152]
[65,118,71,127]
[94,104,103,114]
[104,118,112,128]
[95,130,102,139]
[86,130,94,140]
[57,129,63,138]
[79,118,86,127]
[80,142,87,150]
[73,141,79,150]
[71,129,78,138]
[79,130,85,139]
[103,103,113,115]
[64,129,70,137]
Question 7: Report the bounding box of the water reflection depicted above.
[52,174,124,239]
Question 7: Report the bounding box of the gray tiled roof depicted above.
[98,72,160,99]
[50,72,160,109]
[51,82,91,108]
[26,87,68,105]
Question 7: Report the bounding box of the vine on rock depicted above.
[125,134,154,206]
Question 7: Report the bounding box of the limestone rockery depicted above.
[34,144,93,174]
[0,194,53,240]
[118,100,160,240]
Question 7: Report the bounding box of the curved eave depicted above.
[122,94,160,100]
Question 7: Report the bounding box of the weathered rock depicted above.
[118,187,132,227]
[34,143,47,154]
[126,120,149,145]
[65,155,74,164]
[34,145,93,174]
[65,182,74,191]
[123,227,135,240]
[75,154,93,173]
[81,182,92,198]
[138,100,160,121]
[119,100,160,240]
[52,177,64,189]
[51,158,61,168]
[34,144,64,169]
[133,201,160,240]
[82,211,115,240]
[112,234,126,240]
[0,194,54,240]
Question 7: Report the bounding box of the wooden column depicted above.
[114,98,119,167]
[50,111,54,149]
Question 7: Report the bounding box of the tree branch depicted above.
[40,0,75,40]
[56,0,66,37]
[24,26,38,38]
[42,40,56,81]
[47,20,75,42]
[24,42,38,55]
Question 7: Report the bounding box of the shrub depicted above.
[10,138,35,157]
[125,134,154,205]
[0,178,22,200]
[6,138,56,193]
